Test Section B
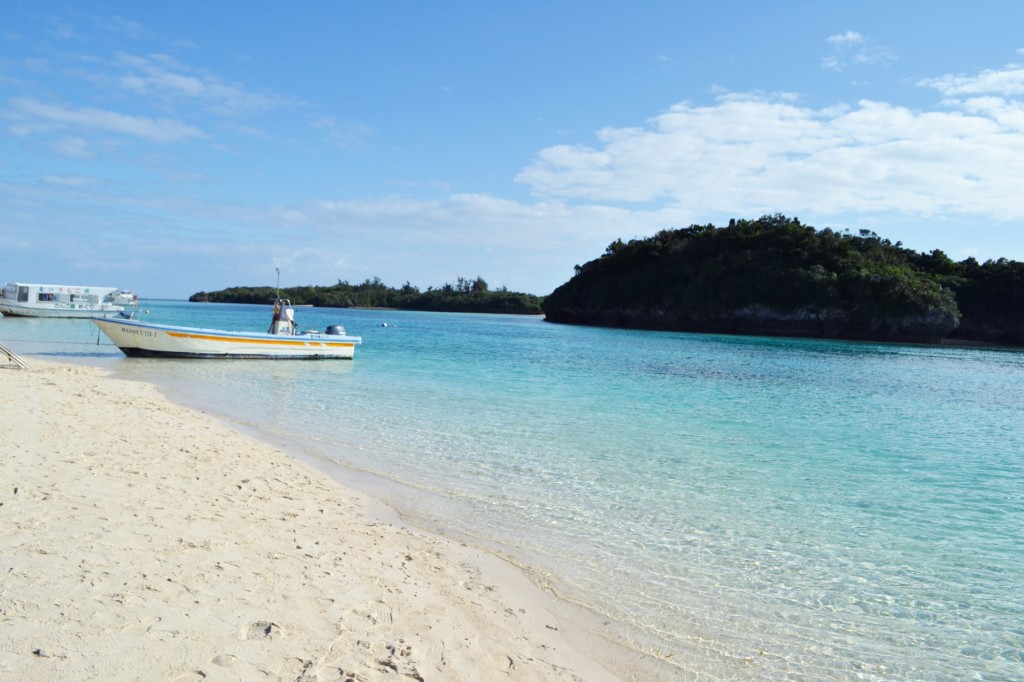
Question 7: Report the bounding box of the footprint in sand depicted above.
[244,621,284,639]
[211,653,239,667]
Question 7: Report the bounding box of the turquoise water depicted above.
[4,301,1023,679]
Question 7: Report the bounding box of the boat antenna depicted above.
[275,267,280,299]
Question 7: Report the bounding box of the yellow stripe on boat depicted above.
[165,331,355,347]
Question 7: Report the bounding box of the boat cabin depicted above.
[0,282,138,317]
[2,283,107,306]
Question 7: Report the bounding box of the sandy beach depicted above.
[1,360,623,681]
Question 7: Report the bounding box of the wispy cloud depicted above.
[42,174,99,188]
[45,19,80,41]
[310,116,373,151]
[822,30,895,71]
[920,64,1024,97]
[111,52,293,115]
[46,136,102,158]
[7,96,204,143]
[827,31,864,47]
[48,50,291,117]
[91,15,147,40]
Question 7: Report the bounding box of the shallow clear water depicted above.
[5,301,1023,679]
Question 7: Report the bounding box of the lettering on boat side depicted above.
[121,327,158,337]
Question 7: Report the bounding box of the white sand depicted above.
[0,361,625,681]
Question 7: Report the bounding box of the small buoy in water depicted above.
[382,322,388,327]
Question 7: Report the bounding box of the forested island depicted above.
[543,214,1024,345]
[192,215,1024,345]
[190,276,544,315]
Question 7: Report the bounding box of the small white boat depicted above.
[109,289,139,307]
[0,282,139,318]
[92,299,361,360]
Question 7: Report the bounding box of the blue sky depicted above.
[4,1,1024,299]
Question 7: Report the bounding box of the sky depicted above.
[3,1,1024,299]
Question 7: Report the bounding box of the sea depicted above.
[3,299,1022,680]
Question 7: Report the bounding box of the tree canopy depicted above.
[543,215,1024,345]
[191,277,543,315]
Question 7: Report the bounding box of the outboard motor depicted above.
[325,325,347,336]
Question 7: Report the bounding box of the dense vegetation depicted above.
[543,215,1024,345]
[191,276,544,315]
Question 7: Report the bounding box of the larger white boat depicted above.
[0,282,138,318]
[92,299,361,360]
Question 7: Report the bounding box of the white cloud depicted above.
[920,65,1024,97]
[958,96,1024,130]
[852,46,896,66]
[42,174,99,187]
[111,52,291,115]
[7,96,204,143]
[1,173,666,294]
[214,192,673,289]
[91,15,146,40]
[46,137,99,158]
[517,88,1024,221]
[822,31,894,71]
[827,31,864,47]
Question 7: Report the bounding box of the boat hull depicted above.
[92,317,360,360]
[0,303,127,318]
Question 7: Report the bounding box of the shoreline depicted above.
[166,385,681,682]
[1,360,631,680]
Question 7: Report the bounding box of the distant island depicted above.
[190,276,544,315]
[542,214,1024,346]
[191,216,1024,345]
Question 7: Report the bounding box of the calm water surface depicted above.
[4,300,1022,680]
